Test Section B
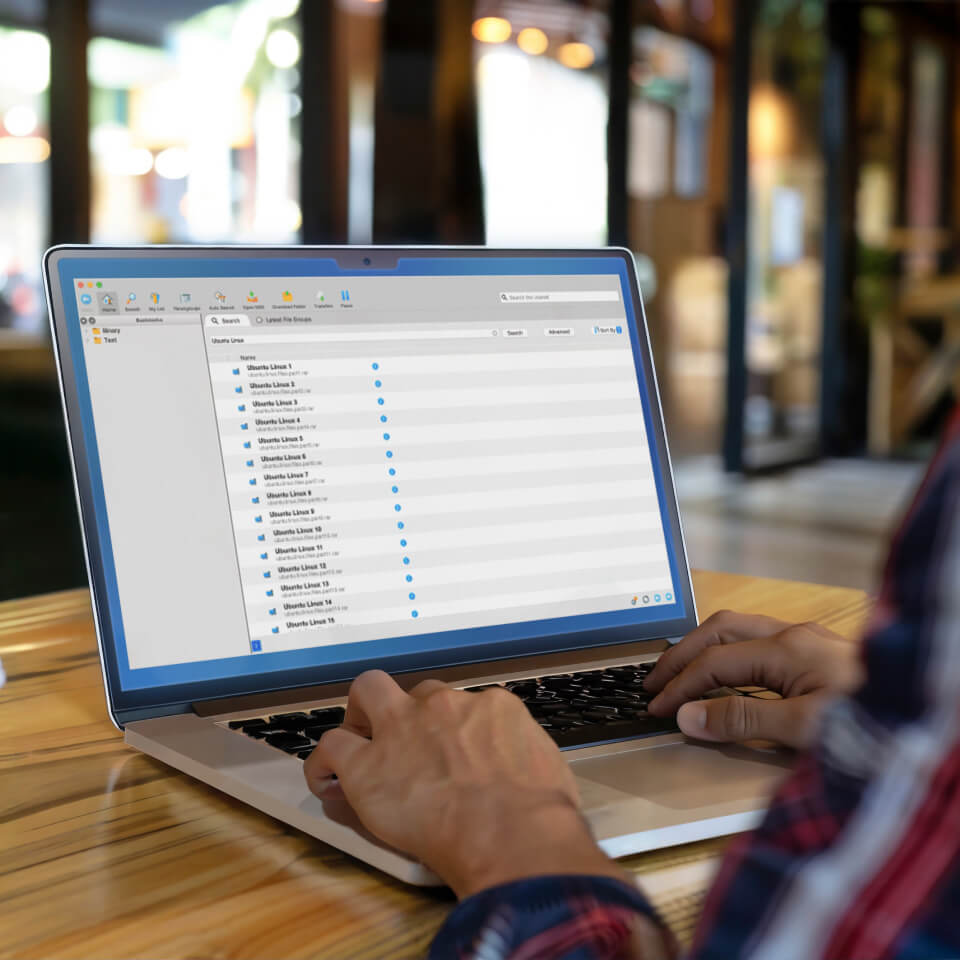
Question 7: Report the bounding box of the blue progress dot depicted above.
[392,485,399,493]
[402,556,410,565]
[374,379,382,387]
[372,362,379,370]
[409,592,416,600]
[400,538,407,546]
[377,397,384,405]
[397,521,405,529]
[394,504,401,512]
[411,610,419,618]
[388,467,396,476]
[383,432,390,440]
[386,450,393,458]
[405,574,413,582]
[380,415,388,423]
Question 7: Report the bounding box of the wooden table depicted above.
[0,572,872,959]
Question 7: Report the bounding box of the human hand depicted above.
[644,611,863,748]
[303,671,627,898]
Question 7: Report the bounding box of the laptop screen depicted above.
[50,251,693,709]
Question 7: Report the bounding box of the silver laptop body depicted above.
[45,245,789,885]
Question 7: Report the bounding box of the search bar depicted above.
[205,314,249,326]
[499,291,619,304]
[207,328,500,345]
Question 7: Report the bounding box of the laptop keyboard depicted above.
[225,662,678,759]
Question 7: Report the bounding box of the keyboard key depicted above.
[465,684,501,692]
[310,707,346,723]
[265,733,313,751]
[268,712,311,731]
[303,723,340,740]
[297,749,314,760]
[229,718,262,730]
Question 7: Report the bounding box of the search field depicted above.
[499,290,619,304]
[205,314,249,327]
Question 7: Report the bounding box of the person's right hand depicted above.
[643,611,864,748]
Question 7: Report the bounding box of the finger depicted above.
[408,678,449,699]
[304,726,370,789]
[342,670,409,737]
[676,692,826,748]
[648,637,792,716]
[644,611,791,694]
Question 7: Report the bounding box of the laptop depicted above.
[44,245,789,885]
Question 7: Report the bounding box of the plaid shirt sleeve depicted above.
[431,409,960,960]
[688,409,960,959]
[429,874,674,959]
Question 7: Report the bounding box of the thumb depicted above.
[676,694,825,749]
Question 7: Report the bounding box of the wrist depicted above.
[429,794,626,899]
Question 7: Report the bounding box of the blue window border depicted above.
[47,247,696,724]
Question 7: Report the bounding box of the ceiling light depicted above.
[154,147,191,180]
[0,135,50,164]
[265,28,301,68]
[557,41,595,69]
[516,27,548,55]
[3,105,37,137]
[472,17,512,44]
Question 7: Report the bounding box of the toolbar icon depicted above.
[282,290,293,303]
[340,289,350,302]
[215,291,227,305]
[246,290,259,303]
[150,292,160,306]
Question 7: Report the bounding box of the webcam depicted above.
[363,256,372,266]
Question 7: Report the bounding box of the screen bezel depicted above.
[44,245,697,725]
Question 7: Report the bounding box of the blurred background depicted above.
[2,0,957,600]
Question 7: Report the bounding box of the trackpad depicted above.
[572,740,793,812]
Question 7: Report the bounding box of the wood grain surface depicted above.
[0,572,873,959]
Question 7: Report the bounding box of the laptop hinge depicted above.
[191,637,671,718]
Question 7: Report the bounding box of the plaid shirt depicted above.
[431,410,960,960]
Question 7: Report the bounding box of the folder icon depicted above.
[268,607,277,616]
[246,459,254,467]
[235,387,243,394]
[254,515,263,523]
[93,337,102,344]
[92,328,100,335]
[243,441,251,449]
[238,404,246,412]
[257,533,265,541]
[271,626,279,634]
[260,552,268,560]
[263,571,271,579]
[241,423,249,430]
[249,478,256,486]
[232,368,240,375]
[266,589,274,597]
[251,496,260,504]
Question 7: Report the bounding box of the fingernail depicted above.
[685,704,707,730]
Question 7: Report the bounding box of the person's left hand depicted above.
[302,670,628,899]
